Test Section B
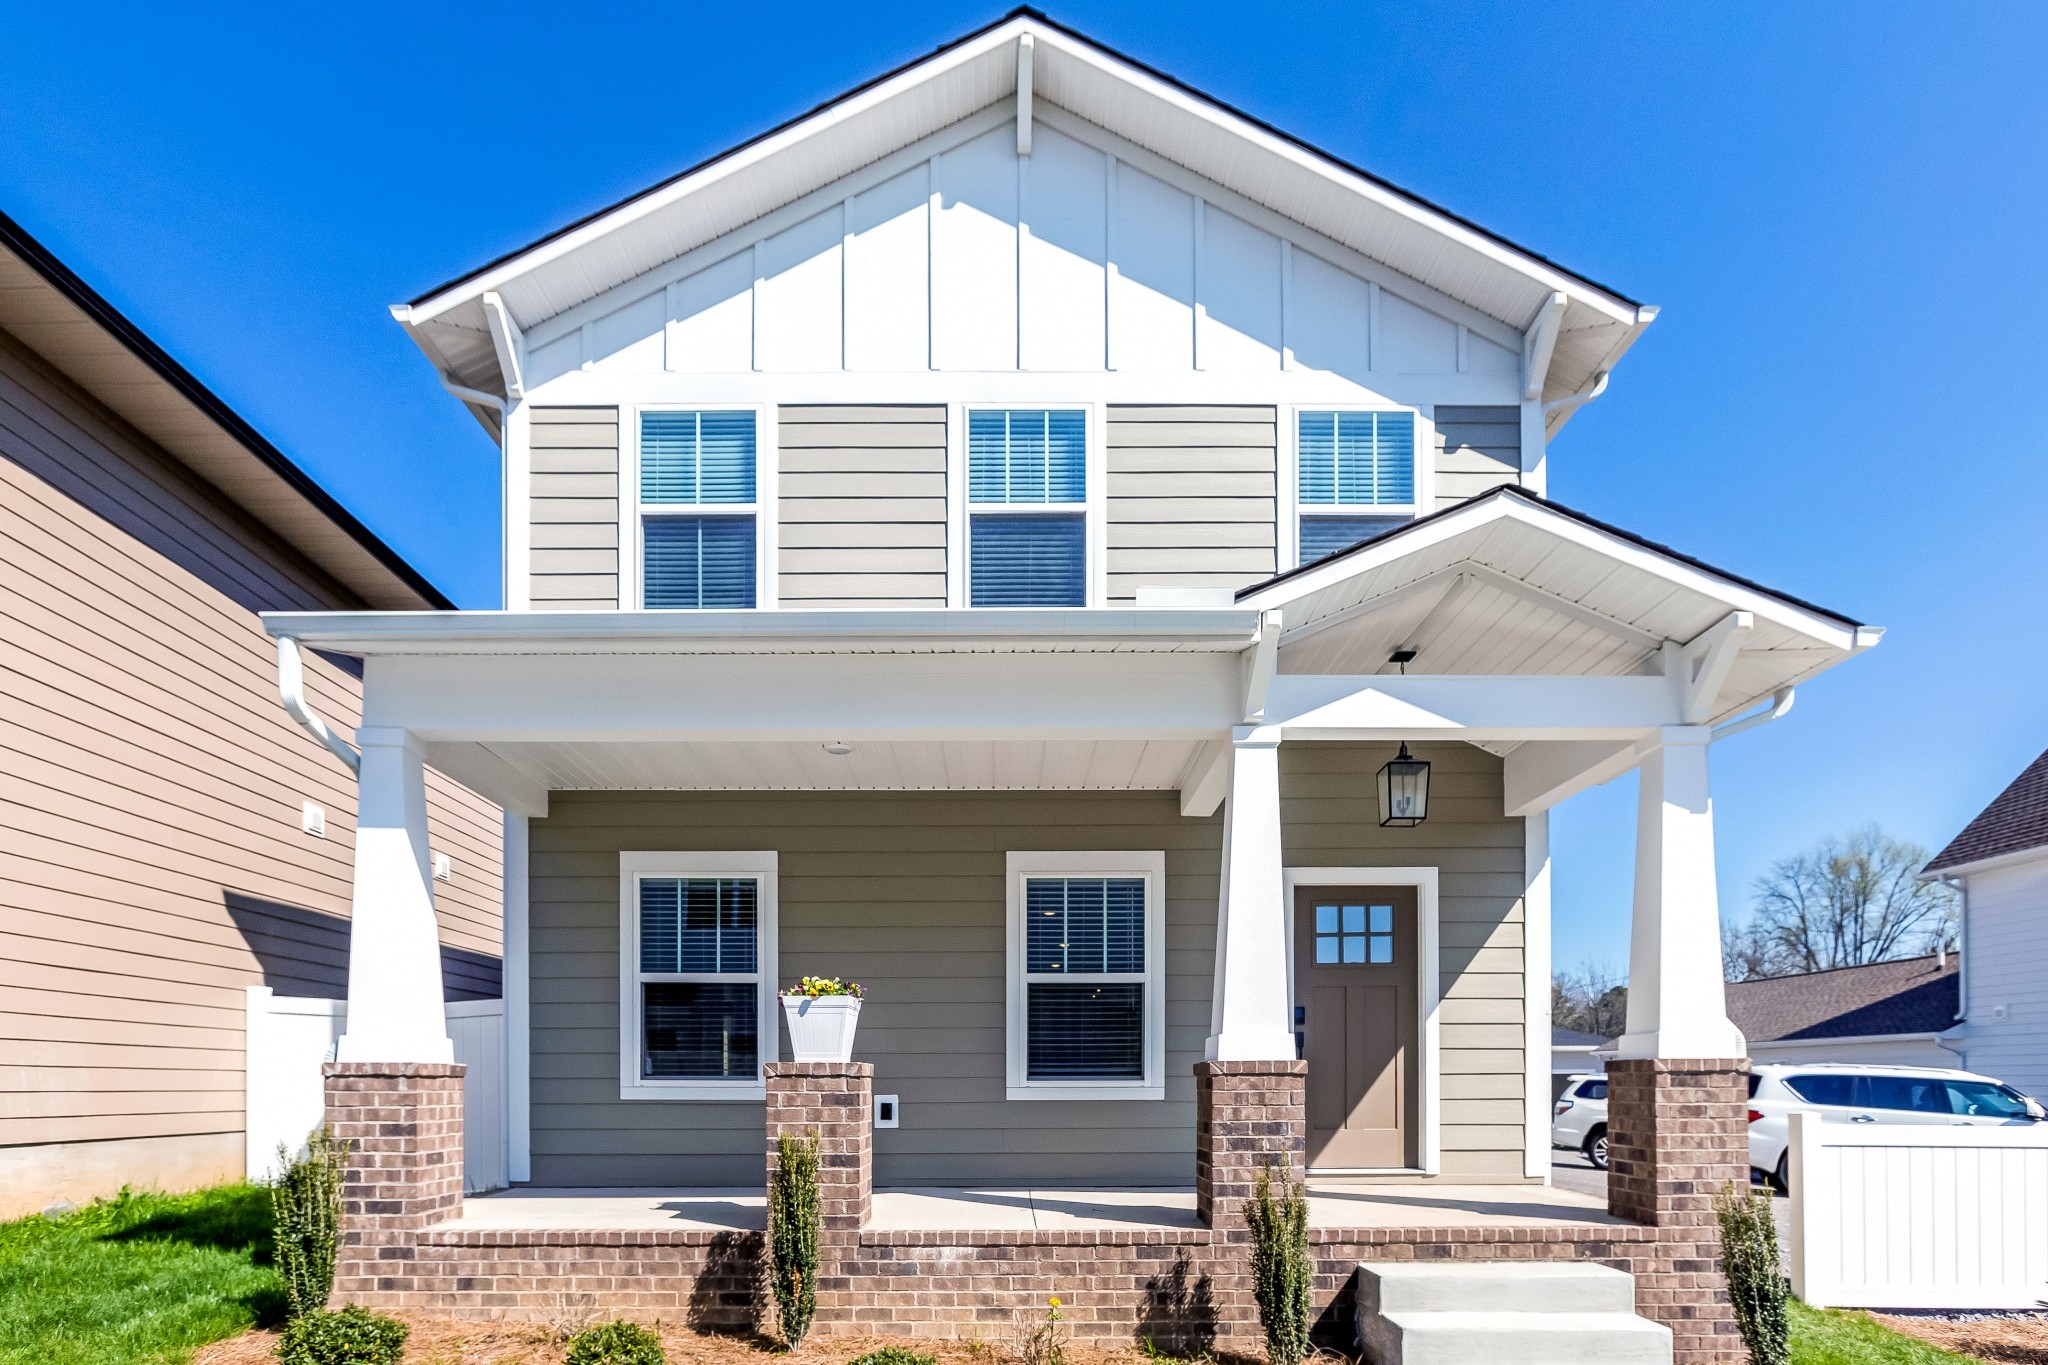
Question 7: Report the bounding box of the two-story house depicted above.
[271,13,1879,1359]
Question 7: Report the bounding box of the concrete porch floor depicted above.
[445,1180,1627,1234]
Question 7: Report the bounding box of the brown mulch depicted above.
[1877,1314,2048,1365]
[189,1313,1220,1365]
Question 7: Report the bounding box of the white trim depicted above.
[1283,865,1441,1175]
[623,404,776,611]
[618,850,780,1101]
[1004,849,1167,1101]
[504,402,531,610]
[1921,844,2048,882]
[1522,810,1552,1179]
[503,811,532,1182]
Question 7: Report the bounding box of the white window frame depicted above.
[1004,849,1166,1101]
[622,404,777,610]
[618,850,779,1101]
[955,404,1101,609]
[1282,404,1434,568]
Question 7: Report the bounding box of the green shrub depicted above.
[565,1318,667,1364]
[1715,1181,1790,1365]
[275,1304,407,1365]
[271,1125,349,1319]
[1244,1160,1311,1365]
[767,1129,821,1348]
[849,1349,939,1365]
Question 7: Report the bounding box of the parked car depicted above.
[1552,1074,1610,1168]
[1748,1062,2046,1191]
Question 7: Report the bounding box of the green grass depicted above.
[1789,1300,1982,1365]
[0,1184,283,1365]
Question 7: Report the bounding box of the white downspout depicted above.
[439,373,509,417]
[1709,686,1795,743]
[1542,370,1611,420]
[277,636,360,773]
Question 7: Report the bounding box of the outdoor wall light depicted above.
[1377,743,1430,827]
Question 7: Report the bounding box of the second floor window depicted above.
[968,409,1086,608]
[1297,409,1416,565]
[640,410,757,608]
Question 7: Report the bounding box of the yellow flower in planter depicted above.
[783,975,866,999]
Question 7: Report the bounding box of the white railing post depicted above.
[1205,726,1295,1062]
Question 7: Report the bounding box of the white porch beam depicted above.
[481,291,525,399]
[1502,738,1639,816]
[1521,291,1567,401]
[1264,672,1681,741]
[1677,610,1754,724]
[337,727,453,1064]
[1015,33,1034,156]
[1179,739,1230,818]
[421,741,551,819]
[1613,726,1746,1060]
[1206,727,1296,1061]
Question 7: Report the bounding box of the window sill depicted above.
[1006,1083,1163,1102]
[619,1081,767,1102]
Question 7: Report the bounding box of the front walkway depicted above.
[444,1180,1624,1235]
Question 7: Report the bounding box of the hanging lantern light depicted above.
[1377,742,1430,827]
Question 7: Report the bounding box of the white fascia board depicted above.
[259,607,1263,656]
[1243,496,1869,655]
[1747,1032,1947,1051]
[1919,843,2048,883]
[1263,673,1679,742]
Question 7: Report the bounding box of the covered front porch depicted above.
[266,488,1875,1359]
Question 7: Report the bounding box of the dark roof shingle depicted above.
[1925,748,2048,873]
[1726,955,1959,1044]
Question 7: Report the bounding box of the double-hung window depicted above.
[1295,409,1417,565]
[1005,851,1165,1101]
[619,852,778,1099]
[967,409,1088,607]
[638,410,758,608]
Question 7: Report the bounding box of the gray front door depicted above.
[1294,886,1419,1170]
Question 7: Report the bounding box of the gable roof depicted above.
[0,210,453,610]
[1727,954,1959,1044]
[1924,747,2048,875]
[394,9,1654,415]
[1552,1026,1609,1049]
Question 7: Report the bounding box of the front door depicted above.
[1294,886,1419,1170]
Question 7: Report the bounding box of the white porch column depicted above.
[502,810,531,1183]
[1205,727,1296,1061]
[1614,725,1746,1060]
[336,726,453,1063]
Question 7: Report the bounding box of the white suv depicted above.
[1552,1074,1611,1168]
[1747,1062,2044,1190]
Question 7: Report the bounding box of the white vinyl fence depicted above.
[245,987,508,1193]
[1789,1111,2048,1308]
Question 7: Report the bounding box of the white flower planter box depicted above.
[781,994,862,1063]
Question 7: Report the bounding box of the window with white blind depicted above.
[967,408,1088,607]
[637,410,758,609]
[619,851,778,1100]
[1005,850,1165,1101]
[1295,409,1417,566]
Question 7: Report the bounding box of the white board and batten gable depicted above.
[391,11,1657,612]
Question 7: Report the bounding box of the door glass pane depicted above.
[1315,936,1338,963]
[1865,1075,1945,1113]
[1368,935,1393,964]
[1370,905,1393,933]
[1342,905,1366,933]
[1341,936,1366,963]
[1316,905,1340,934]
[1785,1074,1855,1106]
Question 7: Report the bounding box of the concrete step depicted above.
[1359,1310,1673,1365]
[1358,1261,1639,1315]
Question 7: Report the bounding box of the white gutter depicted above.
[1710,686,1795,742]
[1543,370,1610,418]
[438,372,508,417]
[276,636,361,773]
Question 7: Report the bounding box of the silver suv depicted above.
[1747,1062,2044,1191]
[1551,1074,1610,1168]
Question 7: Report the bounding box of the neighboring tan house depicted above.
[262,13,1881,1358]
[1726,954,1962,1069]
[1923,746,2048,1095]
[0,210,504,1217]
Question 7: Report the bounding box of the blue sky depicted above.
[4,3,2044,973]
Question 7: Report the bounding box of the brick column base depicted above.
[323,1062,466,1303]
[1195,1059,1306,1232]
[1605,1057,1750,1365]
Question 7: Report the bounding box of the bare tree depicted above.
[1743,825,1958,976]
[1721,921,1777,983]
[1552,959,1628,1039]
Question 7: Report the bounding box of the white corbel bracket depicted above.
[1241,608,1282,723]
[1015,33,1035,156]
[481,290,526,399]
[1521,291,1567,401]
[1672,611,1754,724]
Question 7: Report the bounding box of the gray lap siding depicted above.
[526,744,1524,1186]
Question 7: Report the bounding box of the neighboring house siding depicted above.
[525,741,1523,1186]
[1433,405,1521,508]
[777,405,947,607]
[529,406,620,610]
[1955,856,2048,1096]
[1105,405,1277,602]
[0,329,502,1216]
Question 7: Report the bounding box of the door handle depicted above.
[1849,1114,1877,1123]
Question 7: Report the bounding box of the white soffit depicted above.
[1247,490,1878,724]
[395,13,1648,404]
[467,736,1205,793]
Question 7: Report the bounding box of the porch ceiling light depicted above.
[1377,743,1430,827]
[822,742,853,756]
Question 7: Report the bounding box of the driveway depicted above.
[1549,1154,1792,1252]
